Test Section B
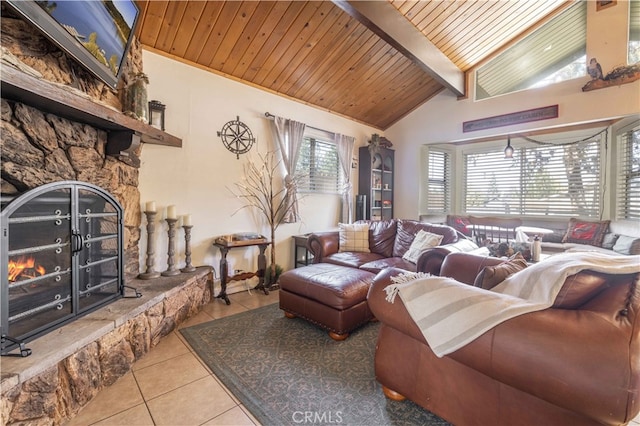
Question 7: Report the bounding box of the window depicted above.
[463,131,604,217]
[617,123,640,219]
[295,134,342,194]
[630,0,640,64]
[476,2,586,100]
[425,149,451,213]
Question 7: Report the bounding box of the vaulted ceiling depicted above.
[135,1,569,130]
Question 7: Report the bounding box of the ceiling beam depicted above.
[333,0,465,97]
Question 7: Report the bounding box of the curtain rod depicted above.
[264,112,328,134]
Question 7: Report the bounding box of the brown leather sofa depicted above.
[368,252,640,425]
[307,219,461,274]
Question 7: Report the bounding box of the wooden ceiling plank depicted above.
[209,1,262,70]
[195,2,243,67]
[182,2,225,63]
[325,39,408,110]
[168,1,208,58]
[309,32,386,107]
[220,2,277,74]
[136,1,169,47]
[241,2,307,82]
[295,23,373,102]
[155,1,189,52]
[286,11,363,98]
[277,5,348,94]
[319,48,409,109]
[333,0,464,96]
[266,1,338,92]
[253,2,327,87]
[231,1,291,77]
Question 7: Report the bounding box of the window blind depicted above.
[617,125,640,220]
[426,150,451,213]
[296,137,341,194]
[464,136,602,217]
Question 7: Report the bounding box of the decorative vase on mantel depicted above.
[123,72,149,123]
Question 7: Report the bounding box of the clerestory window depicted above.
[475,1,586,100]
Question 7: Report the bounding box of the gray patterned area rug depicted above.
[180,303,449,426]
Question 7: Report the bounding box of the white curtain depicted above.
[270,116,306,223]
[335,133,356,223]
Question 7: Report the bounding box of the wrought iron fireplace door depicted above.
[1,181,125,355]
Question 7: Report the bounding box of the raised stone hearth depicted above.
[1,268,213,425]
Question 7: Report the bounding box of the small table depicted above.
[213,235,271,305]
[293,234,314,268]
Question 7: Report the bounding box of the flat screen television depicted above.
[6,0,140,89]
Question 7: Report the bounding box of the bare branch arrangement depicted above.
[231,151,306,285]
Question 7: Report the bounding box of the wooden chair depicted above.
[467,216,523,245]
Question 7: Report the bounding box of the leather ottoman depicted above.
[279,263,376,340]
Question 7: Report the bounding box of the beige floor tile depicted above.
[64,372,143,426]
[92,403,154,426]
[230,289,279,310]
[177,310,215,329]
[238,404,261,425]
[202,406,257,426]
[132,331,190,371]
[146,376,237,425]
[201,298,249,319]
[134,352,209,400]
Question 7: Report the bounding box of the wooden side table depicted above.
[213,236,271,305]
[293,234,314,268]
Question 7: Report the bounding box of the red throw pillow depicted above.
[562,218,610,247]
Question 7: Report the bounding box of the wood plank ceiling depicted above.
[136,1,567,130]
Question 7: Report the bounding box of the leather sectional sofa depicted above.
[368,252,640,425]
[279,219,462,340]
[306,218,461,274]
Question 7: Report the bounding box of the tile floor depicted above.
[65,289,280,426]
[65,288,640,426]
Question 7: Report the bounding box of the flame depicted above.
[8,256,46,282]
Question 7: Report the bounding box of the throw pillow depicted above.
[473,252,528,290]
[446,215,472,237]
[402,230,444,263]
[601,233,619,250]
[613,235,640,255]
[562,218,610,247]
[338,223,370,253]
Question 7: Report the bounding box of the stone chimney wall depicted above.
[1,5,144,277]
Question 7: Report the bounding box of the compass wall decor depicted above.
[218,116,255,159]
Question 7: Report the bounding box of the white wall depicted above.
[139,50,378,285]
[386,1,640,220]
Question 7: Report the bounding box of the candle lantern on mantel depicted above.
[148,100,166,131]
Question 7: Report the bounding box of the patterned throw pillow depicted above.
[473,252,528,290]
[402,230,444,263]
[338,223,370,253]
[562,218,610,247]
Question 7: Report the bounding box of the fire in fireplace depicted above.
[1,180,127,356]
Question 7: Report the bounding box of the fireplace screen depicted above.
[1,181,124,356]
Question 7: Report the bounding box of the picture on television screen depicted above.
[6,0,140,88]
[38,0,138,78]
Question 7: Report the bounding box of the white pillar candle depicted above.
[166,205,176,219]
[145,201,156,212]
[183,214,192,226]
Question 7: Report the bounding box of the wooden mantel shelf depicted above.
[1,65,181,148]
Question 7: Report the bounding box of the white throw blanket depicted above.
[384,252,640,358]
